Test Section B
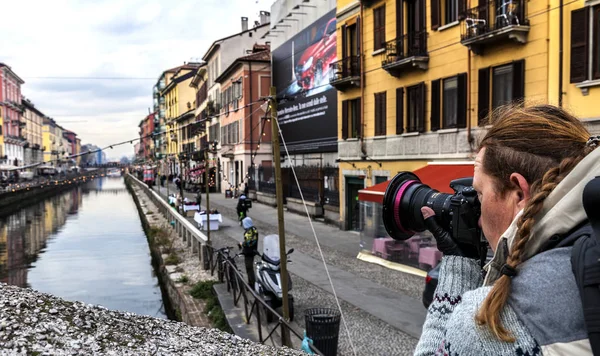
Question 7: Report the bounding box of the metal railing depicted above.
[329,55,361,83]
[127,173,210,268]
[382,31,428,67]
[461,0,527,40]
[207,246,323,355]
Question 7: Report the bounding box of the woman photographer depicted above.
[415,105,599,355]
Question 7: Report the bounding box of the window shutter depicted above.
[356,98,363,138]
[478,67,490,125]
[382,92,387,135]
[419,83,426,133]
[431,79,441,131]
[430,0,441,30]
[570,8,589,83]
[342,24,348,60]
[356,17,361,55]
[457,73,467,128]
[373,8,380,50]
[342,100,348,139]
[374,94,380,135]
[458,0,467,20]
[512,59,525,103]
[396,87,404,134]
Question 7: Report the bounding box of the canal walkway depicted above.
[153,182,426,355]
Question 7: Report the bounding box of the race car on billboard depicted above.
[295,18,337,91]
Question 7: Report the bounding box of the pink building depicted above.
[63,130,78,163]
[138,112,155,161]
[0,63,26,165]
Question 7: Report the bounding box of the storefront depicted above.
[357,162,474,274]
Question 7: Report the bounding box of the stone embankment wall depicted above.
[0,171,103,215]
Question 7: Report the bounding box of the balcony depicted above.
[329,56,361,91]
[461,0,529,54]
[381,32,429,77]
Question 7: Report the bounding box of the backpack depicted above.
[571,177,600,356]
[570,176,600,355]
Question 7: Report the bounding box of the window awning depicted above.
[358,162,475,204]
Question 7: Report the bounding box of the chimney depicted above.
[259,11,270,25]
[241,17,249,32]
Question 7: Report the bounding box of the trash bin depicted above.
[305,308,341,356]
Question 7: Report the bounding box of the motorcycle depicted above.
[255,234,294,322]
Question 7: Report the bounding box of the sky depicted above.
[0,0,272,160]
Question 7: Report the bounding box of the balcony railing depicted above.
[461,0,529,53]
[382,31,429,77]
[329,55,361,91]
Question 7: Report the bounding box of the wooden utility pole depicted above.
[204,147,211,244]
[270,86,290,346]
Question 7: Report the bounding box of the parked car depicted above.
[422,264,440,308]
[295,18,337,91]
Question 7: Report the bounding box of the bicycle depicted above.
[214,246,242,294]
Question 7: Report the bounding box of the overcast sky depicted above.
[0,0,271,160]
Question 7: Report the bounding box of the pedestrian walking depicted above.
[239,217,258,288]
[196,189,202,208]
[415,104,599,355]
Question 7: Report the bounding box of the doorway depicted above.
[345,177,364,231]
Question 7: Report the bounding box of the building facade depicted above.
[162,64,201,176]
[42,117,59,165]
[21,98,44,166]
[331,0,600,230]
[202,14,270,192]
[0,63,26,166]
[138,112,156,162]
[214,44,273,191]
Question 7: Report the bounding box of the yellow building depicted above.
[42,117,58,164]
[158,63,201,175]
[333,0,600,230]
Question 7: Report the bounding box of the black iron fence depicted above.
[207,246,323,355]
[382,31,428,67]
[461,0,527,40]
[329,55,361,83]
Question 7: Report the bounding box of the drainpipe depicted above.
[558,0,564,106]
[360,4,367,159]
[249,61,253,172]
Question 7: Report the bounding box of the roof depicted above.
[215,47,271,84]
[358,162,475,204]
[156,63,202,84]
[0,63,25,84]
[22,98,46,118]
[202,23,270,61]
[160,70,196,95]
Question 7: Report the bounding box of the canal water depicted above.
[0,176,166,319]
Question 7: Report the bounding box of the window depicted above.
[570,6,600,82]
[431,0,465,30]
[478,60,525,123]
[373,5,386,51]
[341,98,361,139]
[431,74,467,130]
[492,65,513,109]
[374,92,387,136]
[407,83,426,133]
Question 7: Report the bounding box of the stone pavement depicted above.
[153,182,426,339]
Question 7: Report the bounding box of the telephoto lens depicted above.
[381,172,453,241]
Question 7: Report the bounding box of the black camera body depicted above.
[382,172,487,262]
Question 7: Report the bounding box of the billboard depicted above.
[272,9,337,154]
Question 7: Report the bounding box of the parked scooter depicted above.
[255,234,294,322]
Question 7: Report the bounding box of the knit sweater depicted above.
[414,251,590,356]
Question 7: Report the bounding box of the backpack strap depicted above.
[572,235,600,356]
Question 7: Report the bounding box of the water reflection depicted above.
[0,177,166,319]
